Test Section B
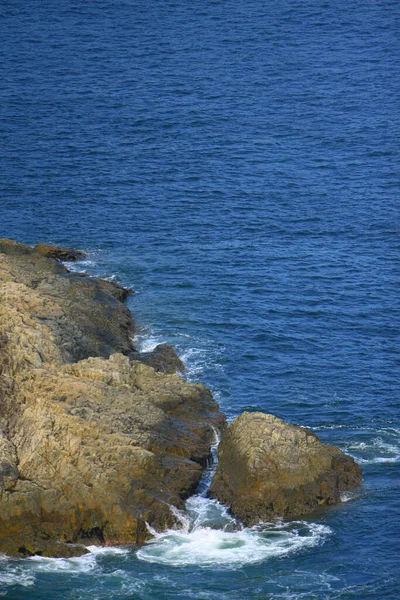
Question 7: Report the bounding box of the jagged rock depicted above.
[11,542,89,559]
[33,242,88,262]
[0,238,136,362]
[0,429,19,492]
[0,239,225,557]
[130,344,185,374]
[209,412,362,525]
[40,543,90,558]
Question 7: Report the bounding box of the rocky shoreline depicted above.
[0,239,224,557]
[0,239,361,558]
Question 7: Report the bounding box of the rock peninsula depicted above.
[0,239,224,557]
[0,239,362,558]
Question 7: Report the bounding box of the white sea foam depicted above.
[356,455,399,465]
[139,481,330,569]
[340,490,358,503]
[137,519,331,567]
[136,411,332,569]
[24,545,130,576]
[0,564,35,588]
[85,545,130,556]
[0,554,36,591]
[167,503,192,531]
[179,347,208,376]
[63,259,97,274]
[0,545,132,593]
[133,332,165,353]
[347,437,399,453]
[132,328,225,387]
[179,345,225,382]
[28,553,98,573]
[311,425,400,466]
[345,435,400,465]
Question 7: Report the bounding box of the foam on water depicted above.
[356,455,399,465]
[136,388,335,570]
[0,544,130,589]
[85,545,130,556]
[0,560,35,592]
[28,553,98,573]
[63,258,98,275]
[178,344,225,383]
[345,436,400,464]
[139,432,331,569]
[132,327,225,387]
[133,332,165,353]
[137,519,331,568]
[340,490,359,503]
[311,425,400,466]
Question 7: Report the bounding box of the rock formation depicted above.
[129,343,185,374]
[209,411,362,525]
[32,242,88,262]
[0,238,363,557]
[0,239,224,557]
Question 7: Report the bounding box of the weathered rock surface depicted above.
[0,238,136,363]
[209,412,362,525]
[33,243,88,262]
[129,344,185,374]
[0,239,224,557]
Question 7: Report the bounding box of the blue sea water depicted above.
[1,0,399,598]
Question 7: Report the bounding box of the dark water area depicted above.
[1,0,399,598]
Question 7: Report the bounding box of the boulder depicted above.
[0,239,225,557]
[130,344,185,374]
[209,412,362,525]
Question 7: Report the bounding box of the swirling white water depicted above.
[137,512,331,568]
[137,429,331,568]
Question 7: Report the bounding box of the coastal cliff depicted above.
[0,239,224,557]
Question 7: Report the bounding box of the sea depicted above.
[1,0,399,598]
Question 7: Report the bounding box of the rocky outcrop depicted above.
[129,344,185,374]
[0,239,224,557]
[209,412,362,525]
[33,243,88,262]
[0,238,136,363]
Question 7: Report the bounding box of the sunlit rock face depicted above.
[209,411,362,525]
[0,239,224,557]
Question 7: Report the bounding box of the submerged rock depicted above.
[0,239,225,557]
[209,412,362,525]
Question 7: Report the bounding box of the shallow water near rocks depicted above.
[1,0,399,598]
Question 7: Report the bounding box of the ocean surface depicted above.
[1,0,399,598]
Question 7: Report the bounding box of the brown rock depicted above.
[130,343,185,374]
[0,239,225,557]
[209,412,362,525]
[40,543,90,558]
[33,242,87,262]
[0,238,136,362]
